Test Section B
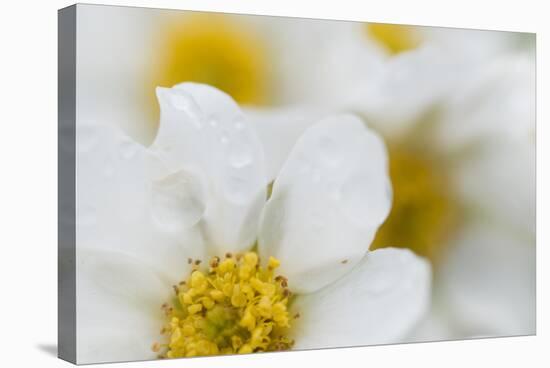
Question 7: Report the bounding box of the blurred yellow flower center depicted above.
[149,14,270,123]
[366,23,422,54]
[371,144,458,262]
[153,252,294,358]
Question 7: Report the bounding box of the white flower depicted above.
[249,46,536,340]
[76,6,290,143]
[76,6,525,144]
[76,83,431,364]
[425,53,536,338]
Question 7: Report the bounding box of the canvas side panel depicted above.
[58,4,77,364]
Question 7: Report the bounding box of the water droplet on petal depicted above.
[226,134,254,169]
[229,147,253,169]
[169,93,202,129]
[152,170,205,231]
[169,94,189,110]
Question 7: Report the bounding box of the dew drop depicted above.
[229,148,253,169]
[169,93,202,129]
[152,170,205,231]
[169,94,190,110]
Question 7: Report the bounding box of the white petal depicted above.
[258,114,392,293]
[291,248,431,349]
[359,31,521,135]
[77,122,206,282]
[152,83,268,255]
[245,106,331,183]
[436,54,535,151]
[404,300,459,342]
[359,43,472,135]
[439,223,535,337]
[453,140,535,237]
[76,249,172,364]
[265,20,384,107]
[77,4,159,143]
[437,54,535,236]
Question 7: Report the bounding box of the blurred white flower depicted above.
[249,48,535,340]
[76,83,431,363]
[76,5,526,141]
[424,53,536,339]
[77,6,280,144]
[270,21,523,131]
[77,5,157,142]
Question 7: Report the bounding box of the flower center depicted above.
[153,251,295,358]
[146,13,271,126]
[366,23,422,55]
[371,144,459,262]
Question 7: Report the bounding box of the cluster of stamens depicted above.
[153,251,296,358]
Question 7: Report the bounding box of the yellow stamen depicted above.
[366,23,422,55]
[155,251,294,358]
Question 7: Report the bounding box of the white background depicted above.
[0,0,547,367]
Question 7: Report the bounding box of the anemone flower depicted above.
[76,83,431,364]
